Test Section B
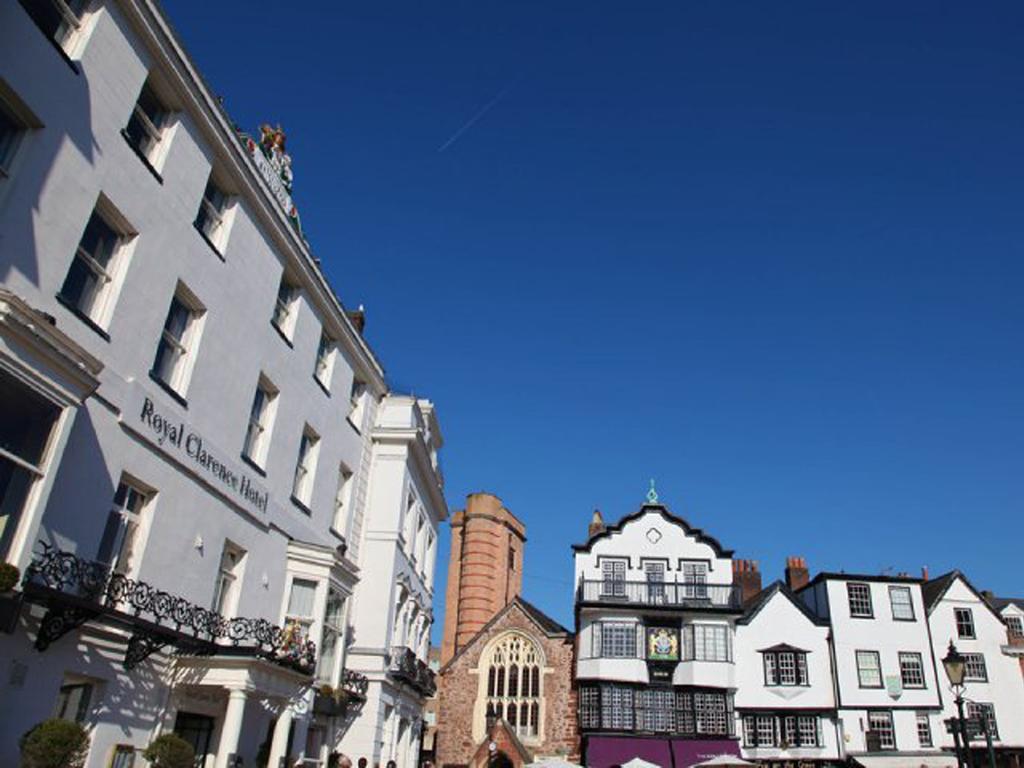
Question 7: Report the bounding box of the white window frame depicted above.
[917,712,933,747]
[856,650,883,688]
[600,558,627,597]
[889,585,915,621]
[848,582,874,618]
[317,586,346,684]
[1005,615,1024,637]
[272,276,299,339]
[53,676,94,724]
[332,463,354,536]
[898,651,926,688]
[955,607,976,639]
[124,77,172,168]
[151,283,205,396]
[194,172,233,252]
[212,541,246,618]
[868,710,896,750]
[963,652,988,682]
[682,560,709,599]
[291,426,320,507]
[285,576,320,643]
[348,376,368,429]
[241,375,278,467]
[95,475,153,578]
[314,331,335,389]
[0,86,42,182]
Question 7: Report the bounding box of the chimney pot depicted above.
[785,556,810,592]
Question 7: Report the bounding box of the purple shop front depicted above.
[585,736,742,768]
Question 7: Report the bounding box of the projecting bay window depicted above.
[95,477,152,577]
[241,376,277,468]
[683,623,732,662]
[124,78,171,172]
[151,286,204,399]
[291,427,320,509]
[58,200,135,332]
[577,684,734,737]
[0,374,60,560]
[211,542,246,618]
[317,587,345,683]
[762,647,809,686]
[595,621,638,658]
[285,577,318,643]
[193,175,232,253]
[741,714,821,748]
[18,0,90,55]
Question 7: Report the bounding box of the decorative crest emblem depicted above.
[237,122,305,241]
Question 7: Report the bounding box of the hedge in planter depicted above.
[143,733,195,768]
[19,718,90,768]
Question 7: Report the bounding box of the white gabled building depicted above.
[923,572,1024,768]
[734,581,842,767]
[573,497,746,768]
[797,573,953,768]
[0,2,444,767]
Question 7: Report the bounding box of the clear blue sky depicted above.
[165,1,1024,634]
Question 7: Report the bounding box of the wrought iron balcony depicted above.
[577,579,743,610]
[388,645,437,697]
[21,543,316,674]
[313,668,370,716]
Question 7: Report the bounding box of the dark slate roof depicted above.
[572,503,734,557]
[738,580,829,626]
[517,596,571,635]
[989,596,1024,612]
[921,570,1005,622]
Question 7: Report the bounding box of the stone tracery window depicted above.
[484,633,542,739]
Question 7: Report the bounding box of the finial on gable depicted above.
[646,478,658,504]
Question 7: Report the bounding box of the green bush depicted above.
[142,733,195,768]
[0,561,20,592]
[19,718,90,768]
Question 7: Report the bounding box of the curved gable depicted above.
[572,503,734,558]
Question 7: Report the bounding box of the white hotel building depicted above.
[0,1,444,767]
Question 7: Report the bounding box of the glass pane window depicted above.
[600,622,637,658]
[848,582,873,617]
[601,559,627,597]
[956,608,975,638]
[764,653,777,685]
[889,586,915,620]
[857,651,882,688]
[898,652,925,688]
[967,703,998,740]
[212,543,245,617]
[292,429,320,505]
[124,80,168,162]
[194,177,229,245]
[314,332,333,386]
[0,100,26,174]
[687,624,731,662]
[18,0,89,48]
[778,652,797,685]
[317,588,345,682]
[152,293,201,394]
[485,634,542,739]
[333,465,354,535]
[60,211,122,321]
[96,479,149,576]
[868,710,896,750]
[797,716,818,746]
[916,713,933,747]
[272,278,297,335]
[286,577,318,639]
[645,561,665,600]
[756,715,776,746]
[242,379,276,465]
[682,561,709,598]
[54,681,93,723]
[964,653,988,682]
[1006,616,1024,637]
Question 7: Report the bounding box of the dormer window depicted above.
[762,645,809,686]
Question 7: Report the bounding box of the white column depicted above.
[214,688,248,768]
[267,705,294,768]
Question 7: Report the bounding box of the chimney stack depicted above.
[732,559,762,604]
[588,509,606,539]
[785,556,810,592]
[921,566,930,581]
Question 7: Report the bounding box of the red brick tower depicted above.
[440,492,526,665]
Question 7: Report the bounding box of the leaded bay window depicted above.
[848,582,873,617]
[597,621,638,658]
[762,647,809,686]
[898,651,925,688]
[152,287,204,396]
[578,684,734,737]
[889,585,915,620]
[742,714,821,748]
[292,427,320,507]
[856,650,882,688]
[59,203,133,328]
[0,374,60,559]
[194,175,231,251]
[242,376,277,467]
[96,477,151,576]
[867,710,896,750]
[684,623,731,661]
[124,78,170,167]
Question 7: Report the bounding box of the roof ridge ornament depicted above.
[646,478,658,504]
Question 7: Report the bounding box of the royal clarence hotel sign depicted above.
[123,384,272,521]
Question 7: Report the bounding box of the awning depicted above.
[586,737,672,768]
[851,755,958,768]
[671,740,742,768]
[585,737,742,768]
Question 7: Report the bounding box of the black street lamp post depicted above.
[942,641,973,768]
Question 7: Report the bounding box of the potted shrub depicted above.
[0,561,23,633]
[142,733,195,768]
[19,718,90,768]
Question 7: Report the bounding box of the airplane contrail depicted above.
[437,84,514,153]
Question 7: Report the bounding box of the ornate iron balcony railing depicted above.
[388,645,437,697]
[22,543,316,673]
[577,579,743,609]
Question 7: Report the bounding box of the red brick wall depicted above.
[436,604,578,768]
